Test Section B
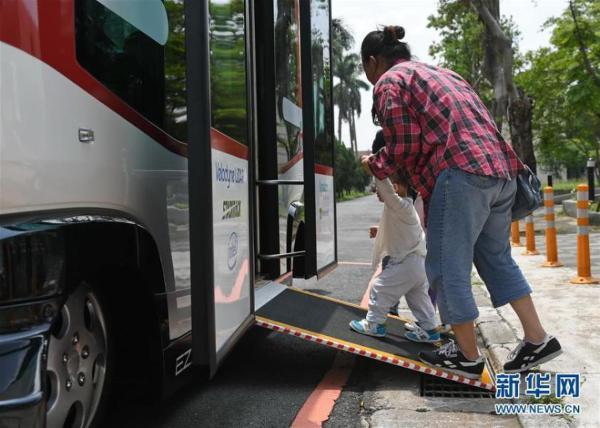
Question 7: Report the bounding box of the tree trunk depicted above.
[470,0,537,170]
[349,109,357,157]
[509,87,536,173]
[337,109,342,144]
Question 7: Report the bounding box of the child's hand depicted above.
[369,226,378,238]
[361,155,373,175]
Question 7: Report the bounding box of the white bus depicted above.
[0,0,337,426]
[0,1,496,426]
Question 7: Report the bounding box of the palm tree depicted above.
[333,53,369,156]
[332,18,354,65]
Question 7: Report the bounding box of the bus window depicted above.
[75,0,187,142]
[209,0,248,146]
[96,0,169,45]
[274,0,303,181]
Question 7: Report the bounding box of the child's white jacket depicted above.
[372,178,427,269]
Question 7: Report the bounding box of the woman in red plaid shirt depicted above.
[360,26,561,379]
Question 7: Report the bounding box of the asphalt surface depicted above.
[104,194,386,427]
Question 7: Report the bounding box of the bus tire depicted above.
[46,281,113,428]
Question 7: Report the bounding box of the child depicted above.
[349,172,439,343]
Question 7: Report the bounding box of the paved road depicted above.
[105,194,385,427]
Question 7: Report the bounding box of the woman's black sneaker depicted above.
[418,340,485,379]
[503,335,562,373]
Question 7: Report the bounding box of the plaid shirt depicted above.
[368,60,523,212]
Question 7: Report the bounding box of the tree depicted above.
[468,0,536,172]
[332,18,354,64]
[428,0,537,172]
[333,54,369,156]
[334,139,371,198]
[568,0,600,89]
[516,0,600,175]
[332,20,368,157]
[428,0,489,97]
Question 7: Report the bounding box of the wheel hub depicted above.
[46,284,108,428]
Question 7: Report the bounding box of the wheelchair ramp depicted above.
[255,286,495,391]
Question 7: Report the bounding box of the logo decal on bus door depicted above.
[215,162,245,188]
[222,200,242,220]
[227,232,239,270]
[175,349,192,376]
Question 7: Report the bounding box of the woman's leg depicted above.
[509,295,546,343]
[473,178,542,341]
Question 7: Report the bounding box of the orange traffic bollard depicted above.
[542,187,563,267]
[511,221,522,247]
[570,184,599,284]
[523,214,539,255]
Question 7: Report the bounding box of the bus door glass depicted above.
[310,0,336,274]
[254,0,305,282]
[274,0,305,277]
[209,0,253,356]
[254,0,336,282]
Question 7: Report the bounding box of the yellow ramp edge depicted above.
[256,315,495,392]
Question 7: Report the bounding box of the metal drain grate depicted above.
[420,375,494,398]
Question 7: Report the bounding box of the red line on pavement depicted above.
[291,265,381,427]
[290,353,354,428]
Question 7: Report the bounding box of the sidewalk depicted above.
[478,232,600,427]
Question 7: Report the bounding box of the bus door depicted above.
[188,0,255,375]
[249,0,495,391]
[253,0,337,287]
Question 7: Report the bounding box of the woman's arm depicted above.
[368,84,422,179]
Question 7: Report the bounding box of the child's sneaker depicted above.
[404,320,422,331]
[405,321,451,334]
[438,324,452,334]
[349,319,386,337]
[405,325,440,343]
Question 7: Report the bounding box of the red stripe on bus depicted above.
[315,164,333,176]
[211,128,249,160]
[280,151,304,174]
[214,259,250,303]
[0,1,187,157]
[275,271,293,284]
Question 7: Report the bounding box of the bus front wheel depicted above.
[46,282,113,428]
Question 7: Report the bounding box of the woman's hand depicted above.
[361,155,374,176]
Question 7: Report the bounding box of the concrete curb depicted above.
[472,274,571,428]
[562,200,600,225]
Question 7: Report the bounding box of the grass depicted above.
[551,179,599,194]
[336,190,371,202]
